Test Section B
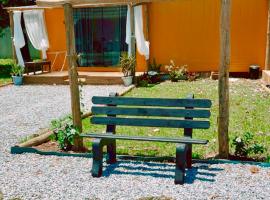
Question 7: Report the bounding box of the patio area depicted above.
[23,71,144,85]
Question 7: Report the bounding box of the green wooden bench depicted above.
[81,93,212,184]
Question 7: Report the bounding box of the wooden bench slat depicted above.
[91,117,210,129]
[92,96,212,108]
[92,106,211,118]
[81,133,208,145]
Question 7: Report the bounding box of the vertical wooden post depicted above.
[218,0,231,159]
[129,4,136,77]
[8,11,17,62]
[265,0,270,70]
[63,3,83,150]
[144,4,150,70]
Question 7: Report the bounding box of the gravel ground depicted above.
[1,85,270,200]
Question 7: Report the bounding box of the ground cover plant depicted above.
[83,79,270,161]
[0,59,13,85]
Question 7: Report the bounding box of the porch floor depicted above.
[23,71,143,85]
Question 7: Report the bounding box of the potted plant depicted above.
[11,64,24,86]
[120,53,136,86]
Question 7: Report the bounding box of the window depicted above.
[73,6,128,67]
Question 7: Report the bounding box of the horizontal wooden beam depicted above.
[81,133,209,145]
[5,5,53,11]
[91,117,210,129]
[36,0,173,7]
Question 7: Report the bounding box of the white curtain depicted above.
[126,6,132,57]
[126,5,150,60]
[13,11,25,67]
[23,10,49,59]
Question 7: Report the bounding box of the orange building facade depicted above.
[44,0,268,73]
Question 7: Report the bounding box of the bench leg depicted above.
[92,139,104,177]
[107,139,116,164]
[186,144,192,169]
[175,144,188,185]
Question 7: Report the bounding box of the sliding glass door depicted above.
[74,6,128,67]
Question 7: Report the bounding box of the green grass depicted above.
[82,79,270,160]
[0,77,12,85]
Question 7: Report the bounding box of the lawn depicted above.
[83,79,270,160]
[0,77,12,85]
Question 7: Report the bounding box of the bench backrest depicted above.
[91,94,212,130]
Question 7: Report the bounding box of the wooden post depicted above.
[218,0,231,159]
[144,4,150,70]
[8,11,17,62]
[265,0,270,70]
[63,3,83,150]
[129,4,136,78]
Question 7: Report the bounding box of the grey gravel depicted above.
[0,85,270,200]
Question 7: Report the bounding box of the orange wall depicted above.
[149,0,268,72]
[44,0,268,72]
[45,8,67,71]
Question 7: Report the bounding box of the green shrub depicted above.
[148,58,162,72]
[51,116,80,151]
[0,59,14,77]
[232,132,266,157]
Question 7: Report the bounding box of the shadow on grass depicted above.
[102,160,223,184]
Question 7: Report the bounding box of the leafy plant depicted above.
[51,117,79,151]
[137,72,162,87]
[165,60,188,82]
[187,72,199,81]
[120,53,136,77]
[11,64,24,77]
[232,132,266,157]
[148,58,162,72]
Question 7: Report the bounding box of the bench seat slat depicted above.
[81,133,208,145]
[92,96,212,108]
[92,107,210,118]
[91,117,210,129]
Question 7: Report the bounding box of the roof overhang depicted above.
[36,0,167,8]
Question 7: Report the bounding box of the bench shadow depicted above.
[102,160,223,184]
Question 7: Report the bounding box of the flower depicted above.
[235,137,242,143]
[70,128,77,135]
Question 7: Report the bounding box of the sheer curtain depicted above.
[23,10,49,59]
[13,11,25,67]
[126,5,150,60]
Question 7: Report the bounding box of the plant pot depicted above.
[12,76,23,86]
[121,76,133,86]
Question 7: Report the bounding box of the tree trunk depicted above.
[63,3,83,151]
[265,0,270,70]
[218,0,231,159]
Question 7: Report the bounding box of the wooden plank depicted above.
[218,0,231,159]
[92,96,212,108]
[64,3,83,150]
[91,117,210,129]
[81,133,208,145]
[92,107,211,118]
